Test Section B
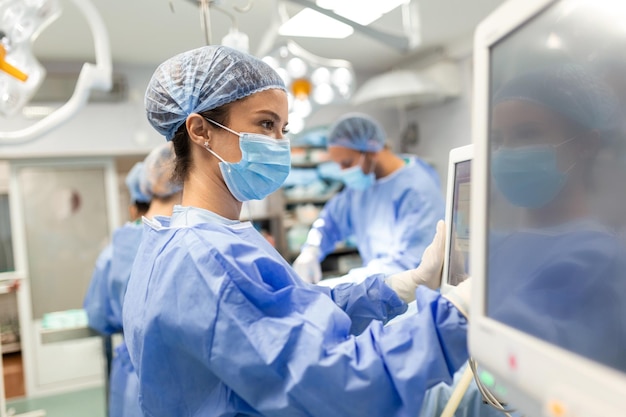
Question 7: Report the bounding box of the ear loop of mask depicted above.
[205,118,241,138]
[361,152,377,176]
[554,135,579,174]
[203,121,233,173]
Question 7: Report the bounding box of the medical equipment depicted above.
[0,0,112,144]
[470,1,626,416]
[441,145,472,295]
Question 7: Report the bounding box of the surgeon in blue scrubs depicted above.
[293,113,444,283]
[84,142,182,417]
[122,45,472,417]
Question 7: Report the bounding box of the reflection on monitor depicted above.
[442,145,472,293]
[470,0,626,416]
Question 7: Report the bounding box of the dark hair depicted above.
[134,201,150,216]
[171,104,232,183]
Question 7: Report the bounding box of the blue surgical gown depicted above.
[305,156,444,276]
[123,206,469,417]
[387,308,502,417]
[487,222,626,372]
[418,363,505,417]
[84,222,144,417]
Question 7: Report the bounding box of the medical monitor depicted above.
[441,145,472,295]
[470,0,626,416]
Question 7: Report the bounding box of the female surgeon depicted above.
[122,45,471,417]
[84,142,182,417]
[293,113,444,283]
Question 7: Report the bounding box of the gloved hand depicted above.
[293,246,322,284]
[443,277,471,319]
[386,220,446,302]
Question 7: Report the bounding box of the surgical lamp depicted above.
[261,41,355,134]
[0,0,112,144]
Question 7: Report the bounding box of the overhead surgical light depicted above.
[0,0,112,144]
[262,41,355,134]
[0,0,61,117]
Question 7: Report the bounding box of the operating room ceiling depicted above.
[32,0,506,74]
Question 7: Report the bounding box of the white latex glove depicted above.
[443,277,471,319]
[293,246,322,284]
[386,220,446,302]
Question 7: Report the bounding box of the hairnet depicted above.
[493,64,619,132]
[125,162,151,204]
[145,45,286,141]
[328,113,386,152]
[140,142,182,199]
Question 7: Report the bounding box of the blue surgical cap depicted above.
[145,45,287,141]
[328,113,386,152]
[140,142,182,199]
[494,64,619,132]
[125,162,151,204]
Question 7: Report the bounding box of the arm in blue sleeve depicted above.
[83,245,118,335]
[364,186,444,276]
[313,274,408,335]
[201,251,468,417]
[303,191,352,259]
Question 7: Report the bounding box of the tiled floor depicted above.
[6,387,106,417]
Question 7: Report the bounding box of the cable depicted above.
[468,358,520,417]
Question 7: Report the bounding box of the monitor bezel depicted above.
[469,0,626,415]
[441,144,473,295]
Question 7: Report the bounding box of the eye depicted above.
[282,126,290,135]
[261,120,275,130]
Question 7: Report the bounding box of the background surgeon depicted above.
[84,142,182,417]
[293,113,444,283]
[122,45,471,417]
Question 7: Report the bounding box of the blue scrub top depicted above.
[83,222,145,417]
[123,206,469,417]
[306,156,444,277]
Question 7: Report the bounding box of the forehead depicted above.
[328,146,361,161]
[492,100,571,131]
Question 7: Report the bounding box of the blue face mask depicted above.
[204,119,291,202]
[339,154,375,190]
[492,139,575,208]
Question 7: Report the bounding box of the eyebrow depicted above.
[254,109,286,125]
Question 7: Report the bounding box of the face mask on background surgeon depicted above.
[203,118,291,201]
[339,154,376,190]
[492,136,577,208]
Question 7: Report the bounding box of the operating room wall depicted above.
[405,56,473,185]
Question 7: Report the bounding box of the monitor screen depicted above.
[448,159,471,286]
[485,0,626,375]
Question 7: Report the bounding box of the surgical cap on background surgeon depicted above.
[139,142,183,199]
[145,45,286,140]
[328,113,386,152]
[493,64,619,131]
[125,162,151,204]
